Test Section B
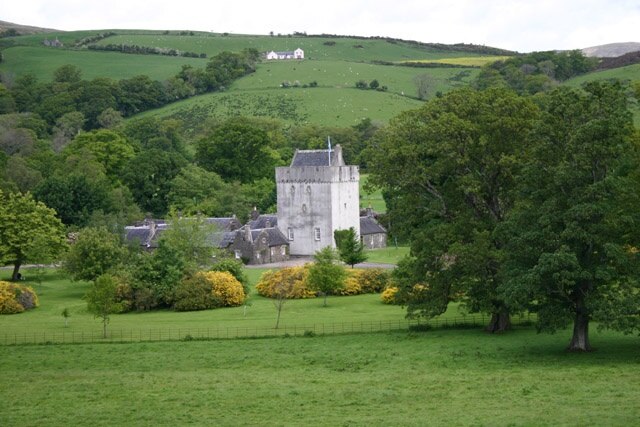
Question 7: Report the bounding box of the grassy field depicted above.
[93,33,489,62]
[403,55,511,66]
[360,174,386,212]
[138,87,425,128]
[0,268,414,340]
[364,246,410,264]
[1,328,638,426]
[0,46,206,81]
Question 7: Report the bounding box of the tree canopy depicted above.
[366,87,539,331]
[0,190,67,280]
[499,81,640,350]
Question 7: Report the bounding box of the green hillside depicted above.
[0,46,205,80]
[0,30,499,125]
[564,64,640,125]
[137,87,424,129]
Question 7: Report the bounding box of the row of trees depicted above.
[367,81,640,351]
[473,50,597,95]
[1,49,259,131]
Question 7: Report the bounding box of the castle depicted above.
[276,144,360,256]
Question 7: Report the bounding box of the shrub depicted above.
[357,268,391,293]
[204,271,246,307]
[336,275,362,296]
[174,274,215,311]
[381,286,399,304]
[210,258,250,295]
[174,271,245,310]
[0,281,39,314]
[256,266,316,299]
[15,285,39,310]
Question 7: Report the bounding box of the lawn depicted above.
[360,173,386,213]
[1,328,638,426]
[364,246,410,264]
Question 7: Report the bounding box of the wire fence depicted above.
[1,314,534,346]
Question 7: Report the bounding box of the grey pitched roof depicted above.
[206,231,237,249]
[251,227,289,247]
[291,149,336,167]
[360,216,387,235]
[249,215,277,230]
[204,217,242,231]
[124,227,154,245]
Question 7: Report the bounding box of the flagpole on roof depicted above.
[327,136,332,165]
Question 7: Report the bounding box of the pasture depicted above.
[0,46,205,81]
[403,55,511,66]
[138,87,424,128]
[1,328,638,426]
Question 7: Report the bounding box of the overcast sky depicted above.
[4,0,639,52]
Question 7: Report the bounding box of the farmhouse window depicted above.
[314,227,321,241]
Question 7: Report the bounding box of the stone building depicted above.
[276,144,360,255]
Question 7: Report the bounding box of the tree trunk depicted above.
[275,303,283,329]
[485,310,511,333]
[323,293,328,307]
[568,299,591,352]
[102,319,108,339]
[11,261,22,281]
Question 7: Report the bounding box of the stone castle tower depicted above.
[276,144,360,256]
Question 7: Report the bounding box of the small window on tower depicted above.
[290,185,295,196]
[287,227,294,241]
[314,227,321,241]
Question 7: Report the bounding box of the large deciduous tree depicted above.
[366,87,538,332]
[500,81,640,351]
[0,191,67,280]
[196,118,281,183]
[63,226,127,282]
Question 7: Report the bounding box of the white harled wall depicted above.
[276,164,360,256]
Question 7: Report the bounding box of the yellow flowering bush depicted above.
[357,268,391,293]
[206,271,246,307]
[255,266,316,299]
[0,281,39,314]
[380,286,399,304]
[336,274,362,296]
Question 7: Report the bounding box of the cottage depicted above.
[360,215,387,249]
[227,225,289,264]
[266,48,304,60]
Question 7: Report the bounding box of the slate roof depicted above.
[204,217,242,231]
[251,227,289,247]
[360,216,387,235]
[249,215,277,230]
[124,226,154,245]
[291,149,340,167]
[206,231,237,249]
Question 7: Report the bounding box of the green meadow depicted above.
[1,327,638,426]
[138,87,424,128]
[0,46,205,81]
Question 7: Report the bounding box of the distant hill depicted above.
[0,20,60,35]
[582,42,640,58]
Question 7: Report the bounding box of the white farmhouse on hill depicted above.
[266,48,304,60]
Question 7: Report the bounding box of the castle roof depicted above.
[290,145,345,167]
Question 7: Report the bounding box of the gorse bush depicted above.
[381,286,399,304]
[257,266,392,299]
[173,271,245,311]
[0,281,39,314]
[255,266,316,299]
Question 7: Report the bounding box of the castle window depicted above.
[306,185,312,194]
[314,227,321,241]
[287,227,294,241]
[290,185,295,196]
[302,204,307,213]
